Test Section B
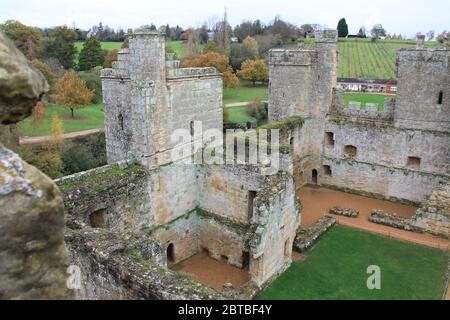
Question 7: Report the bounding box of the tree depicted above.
[0,20,42,59]
[242,36,259,59]
[337,18,349,38]
[32,101,45,128]
[181,52,238,88]
[77,72,102,104]
[47,115,65,154]
[214,9,231,56]
[78,36,105,70]
[31,59,56,92]
[237,59,269,84]
[185,29,202,57]
[203,40,219,53]
[42,26,77,69]
[357,27,367,38]
[371,24,387,39]
[52,71,93,118]
[104,49,119,68]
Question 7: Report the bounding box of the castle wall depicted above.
[197,165,265,224]
[249,173,300,286]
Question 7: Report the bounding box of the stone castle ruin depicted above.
[3,27,447,299]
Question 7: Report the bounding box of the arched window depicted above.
[312,169,318,184]
[167,243,175,263]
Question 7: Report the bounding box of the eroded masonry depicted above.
[58,29,449,299]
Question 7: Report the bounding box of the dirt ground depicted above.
[297,186,450,250]
[171,252,249,291]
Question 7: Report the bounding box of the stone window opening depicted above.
[89,209,106,228]
[190,121,195,137]
[407,156,421,168]
[325,132,335,147]
[221,255,229,263]
[289,136,294,146]
[323,165,332,177]
[202,247,210,256]
[312,169,318,184]
[248,191,257,220]
[344,145,357,157]
[118,113,124,131]
[242,252,250,269]
[438,91,443,105]
[167,243,175,264]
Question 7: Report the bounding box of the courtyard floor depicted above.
[297,186,450,249]
[171,252,249,291]
[260,225,449,300]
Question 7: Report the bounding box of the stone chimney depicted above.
[416,34,425,49]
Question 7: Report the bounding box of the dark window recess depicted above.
[118,113,124,130]
[190,121,195,137]
[290,137,294,146]
[344,145,357,157]
[312,169,318,184]
[323,165,332,176]
[167,243,175,263]
[325,132,335,146]
[407,157,421,168]
[438,91,443,105]
[89,209,106,228]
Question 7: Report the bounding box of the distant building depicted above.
[337,78,397,93]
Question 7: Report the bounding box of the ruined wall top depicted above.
[315,29,338,43]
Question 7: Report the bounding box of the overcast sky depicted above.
[1,0,449,38]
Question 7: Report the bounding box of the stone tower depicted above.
[101,29,223,167]
[394,36,450,132]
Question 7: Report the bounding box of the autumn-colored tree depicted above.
[0,20,42,59]
[47,115,65,154]
[32,102,45,128]
[52,71,94,118]
[242,36,259,59]
[203,40,219,53]
[181,52,238,88]
[31,59,56,91]
[237,59,269,84]
[104,49,119,68]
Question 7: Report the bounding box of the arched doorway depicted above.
[312,169,318,185]
[167,243,175,264]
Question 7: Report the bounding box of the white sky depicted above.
[1,0,449,38]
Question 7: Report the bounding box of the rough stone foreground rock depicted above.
[0,32,72,299]
[329,206,359,218]
[293,216,336,253]
[0,32,48,125]
[369,209,422,233]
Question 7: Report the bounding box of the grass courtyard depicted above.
[344,93,394,110]
[259,226,448,300]
[225,106,257,125]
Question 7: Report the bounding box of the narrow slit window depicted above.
[438,91,443,105]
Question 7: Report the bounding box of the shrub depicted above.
[245,98,267,124]
[77,71,102,104]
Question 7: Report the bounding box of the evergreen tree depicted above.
[337,18,349,38]
[78,37,105,70]
[42,26,77,69]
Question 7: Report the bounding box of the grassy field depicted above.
[344,93,394,110]
[225,106,257,124]
[259,226,448,300]
[19,103,105,137]
[223,82,268,104]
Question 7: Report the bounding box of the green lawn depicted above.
[259,226,448,300]
[225,106,257,124]
[223,82,268,104]
[344,93,394,110]
[19,103,105,137]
